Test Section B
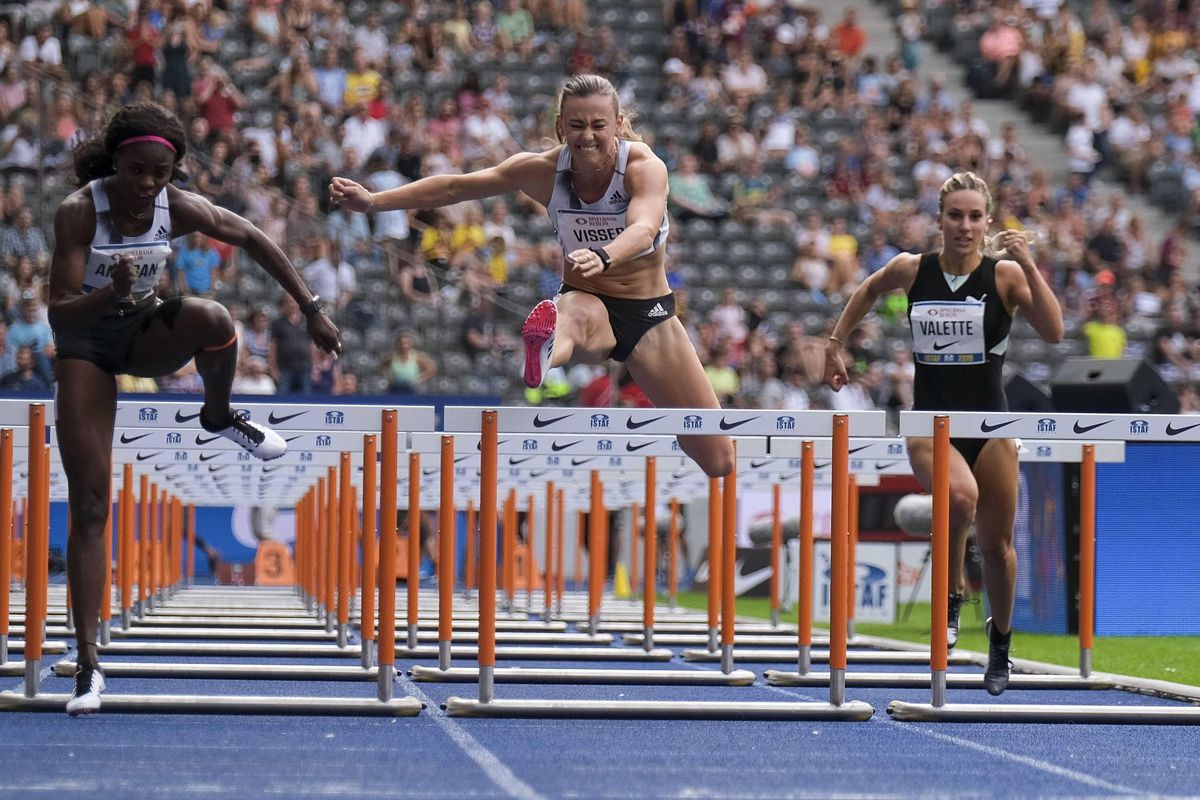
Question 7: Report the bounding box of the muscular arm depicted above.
[601,147,668,266]
[996,236,1064,343]
[824,252,919,390]
[339,150,554,211]
[170,188,316,307]
[47,193,119,331]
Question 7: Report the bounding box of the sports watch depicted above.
[299,295,324,316]
[591,247,612,271]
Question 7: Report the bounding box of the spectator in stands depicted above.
[1082,290,1127,358]
[730,156,793,229]
[232,355,276,395]
[0,317,12,375]
[314,47,346,115]
[240,306,273,370]
[174,231,221,297]
[192,58,244,136]
[270,293,315,393]
[831,7,867,58]
[710,287,747,347]
[343,47,381,107]
[0,344,50,392]
[460,292,498,361]
[310,345,342,394]
[381,330,437,394]
[1,206,49,269]
[304,239,357,313]
[715,115,757,172]
[668,153,727,220]
[978,11,1023,93]
[19,21,66,81]
[497,0,536,54]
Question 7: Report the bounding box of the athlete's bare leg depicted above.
[905,436,979,595]
[970,438,1019,634]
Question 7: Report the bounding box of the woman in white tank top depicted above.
[331,74,734,479]
[49,102,341,716]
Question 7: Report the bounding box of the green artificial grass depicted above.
[670,591,1200,687]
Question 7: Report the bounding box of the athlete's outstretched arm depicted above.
[823,252,919,391]
[330,151,552,213]
[171,189,342,356]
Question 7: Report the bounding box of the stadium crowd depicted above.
[0,0,1196,417]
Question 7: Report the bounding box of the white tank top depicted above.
[546,139,669,261]
[84,179,173,302]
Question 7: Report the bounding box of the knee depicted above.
[975,530,1014,564]
[948,488,978,528]
[195,300,236,344]
[700,442,736,479]
[69,489,110,538]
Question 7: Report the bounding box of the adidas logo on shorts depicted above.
[647,302,668,318]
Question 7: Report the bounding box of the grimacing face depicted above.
[558,93,622,166]
[112,141,175,215]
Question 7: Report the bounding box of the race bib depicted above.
[910,300,986,365]
[86,243,173,296]
[555,210,626,252]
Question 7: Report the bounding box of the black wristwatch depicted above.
[591,247,612,272]
[299,294,324,316]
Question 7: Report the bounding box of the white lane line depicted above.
[396,673,549,800]
[756,679,1152,797]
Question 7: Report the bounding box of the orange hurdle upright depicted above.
[554,487,565,616]
[477,410,498,702]
[360,434,378,669]
[720,445,737,674]
[23,405,47,696]
[828,416,850,706]
[929,416,951,707]
[543,481,555,622]
[406,451,420,648]
[642,457,657,652]
[798,441,815,674]
[769,483,782,628]
[705,477,721,652]
[437,435,455,669]
[377,410,399,699]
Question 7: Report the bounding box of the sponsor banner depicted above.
[412,432,770,458]
[896,541,932,605]
[813,541,896,624]
[443,407,886,438]
[901,411,1200,442]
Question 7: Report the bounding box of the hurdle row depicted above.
[6,400,1200,722]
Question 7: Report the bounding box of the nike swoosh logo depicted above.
[196,434,222,445]
[552,440,581,452]
[175,411,201,423]
[119,433,151,444]
[1072,420,1111,435]
[199,452,220,462]
[672,470,692,479]
[979,419,1018,433]
[626,441,653,452]
[454,455,472,463]
[626,415,664,430]
[154,464,173,472]
[1166,421,1200,436]
[571,457,594,466]
[529,469,550,478]
[814,461,831,470]
[848,445,873,455]
[284,435,302,443]
[732,560,774,595]
[263,465,286,473]
[135,452,161,461]
[932,340,960,351]
[750,459,773,469]
[477,438,509,451]
[533,414,571,428]
[719,416,757,431]
[874,461,901,470]
[779,472,800,481]
[268,411,306,424]
[209,465,229,473]
[508,456,533,465]
[423,468,438,476]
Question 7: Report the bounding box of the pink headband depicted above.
[117,135,177,153]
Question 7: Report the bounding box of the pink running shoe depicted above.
[522,299,557,388]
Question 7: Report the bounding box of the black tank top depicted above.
[907,251,1011,412]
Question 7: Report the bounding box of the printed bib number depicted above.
[910,301,986,365]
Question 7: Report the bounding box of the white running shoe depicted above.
[66,664,106,716]
[201,409,287,460]
[522,300,557,388]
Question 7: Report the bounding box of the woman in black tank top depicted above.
[822,172,1063,696]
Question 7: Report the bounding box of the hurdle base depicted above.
[411,665,757,686]
[98,642,362,658]
[0,690,423,716]
[443,696,874,720]
[5,641,68,655]
[396,645,675,662]
[886,700,1200,725]
[683,648,975,665]
[765,671,1117,690]
[53,661,383,682]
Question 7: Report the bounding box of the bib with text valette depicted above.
[910,300,986,365]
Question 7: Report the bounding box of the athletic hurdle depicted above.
[0,400,425,715]
[766,437,1126,691]
[407,433,753,686]
[438,407,880,720]
[888,411,1200,724]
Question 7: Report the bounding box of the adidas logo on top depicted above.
[154,225,170,241]
[647,302,668,318]
[608,189,627,205]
